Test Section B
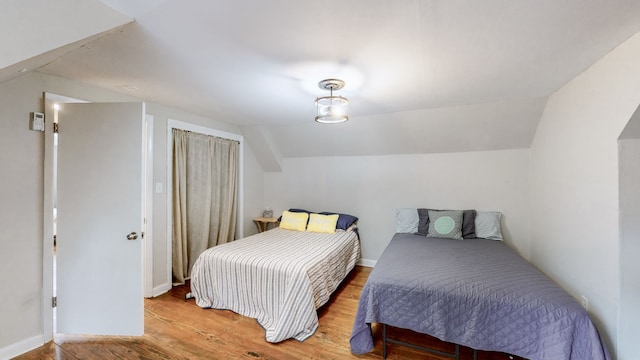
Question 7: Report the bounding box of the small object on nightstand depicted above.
[263,207,273,218]
[253,217,279,233]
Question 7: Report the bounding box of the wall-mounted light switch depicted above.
[30,112,45,131]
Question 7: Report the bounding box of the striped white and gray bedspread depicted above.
[190,227,360,343]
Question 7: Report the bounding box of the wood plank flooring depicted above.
[15,266,524,360]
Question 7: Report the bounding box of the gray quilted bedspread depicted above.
[350,233,610,360]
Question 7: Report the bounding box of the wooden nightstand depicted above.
[253,217,279,232]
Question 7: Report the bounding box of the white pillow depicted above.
[396,208,419,233]
[475,211,503,240]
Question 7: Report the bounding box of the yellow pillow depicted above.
[279,211,309,231]
[306,213,339,234]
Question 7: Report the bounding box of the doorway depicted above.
[617,104,640,359]
[42,93,154,340]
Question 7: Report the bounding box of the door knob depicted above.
[126,232,138,240]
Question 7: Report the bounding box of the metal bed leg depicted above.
[383,323,388,359]
[381,323,460,359]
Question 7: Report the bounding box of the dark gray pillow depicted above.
[416,208,431,235]
[461,209,476,239]
[417,208,476,239]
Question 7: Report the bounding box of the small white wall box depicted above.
[30,112,45,131]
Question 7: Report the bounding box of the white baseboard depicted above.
[0,334,45,359]
[151,282,172,298]
[357,258,377,267]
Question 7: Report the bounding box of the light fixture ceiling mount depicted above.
[315,78,349,124]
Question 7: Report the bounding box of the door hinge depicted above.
[53,123,59,133]
[52,297,57,308]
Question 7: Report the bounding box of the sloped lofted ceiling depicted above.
[5,0,640,168]
[0,0,132,85]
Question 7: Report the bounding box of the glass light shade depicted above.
[315,95,349,123]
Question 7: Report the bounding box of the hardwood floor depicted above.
[15,266,524,360]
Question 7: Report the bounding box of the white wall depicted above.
[243,140,267,236]
[0,72,265,356]
[0,69,46,358]
[530,31,640,358]
[264,149,531,262]
[618,138,640,359]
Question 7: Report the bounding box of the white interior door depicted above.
[56,102,145,335]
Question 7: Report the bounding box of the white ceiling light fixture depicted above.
[315,79,348,124]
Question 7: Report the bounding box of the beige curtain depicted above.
[172,129,239,284]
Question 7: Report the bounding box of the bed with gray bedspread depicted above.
[350,233,610,360]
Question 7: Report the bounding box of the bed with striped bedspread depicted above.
[190,226,361,343]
